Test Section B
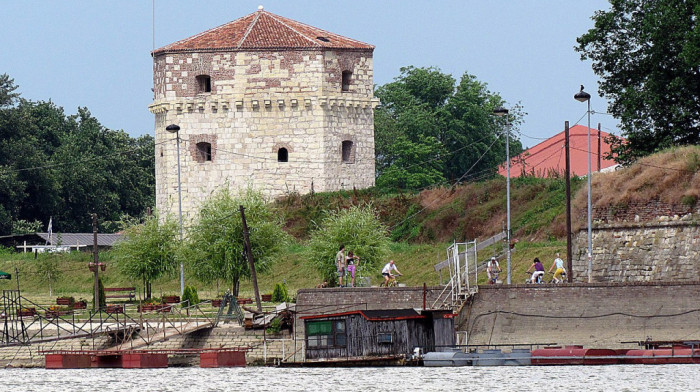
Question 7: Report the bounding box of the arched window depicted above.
[278,148,288,162]
[341,71,352,92]
[196,75,211,93]
[341,140,355,163]
[196,142,212,162]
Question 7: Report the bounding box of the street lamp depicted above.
[493,106,511,284]
[166,123,185,295]
[574,85,593,283]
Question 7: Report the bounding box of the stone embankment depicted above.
[0,325,292,368]
[459,282,700,348]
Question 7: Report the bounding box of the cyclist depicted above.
[487,257,501,284]
[526,257,545,284]
[381,260,402,287]
[548,253,566,283]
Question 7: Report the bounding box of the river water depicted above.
[3,365,698,391]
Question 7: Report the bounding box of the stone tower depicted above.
[150,7,377,219]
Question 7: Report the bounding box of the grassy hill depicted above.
[2,145,698,304]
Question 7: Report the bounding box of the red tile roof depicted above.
[153,8,374,55]
[498,125,622,178]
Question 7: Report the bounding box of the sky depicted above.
[1,1,618,148]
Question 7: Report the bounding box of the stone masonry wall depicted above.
[460,282,700,349]
[0,326,293,368]
[0,336,112,368]
[571,216,700,282]
[151,48,376,220]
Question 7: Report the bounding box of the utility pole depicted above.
[240,206,262,312]
[564,122,573,283]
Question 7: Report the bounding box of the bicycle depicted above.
[525,271,545,284]
[549,270,567,284]
[380,274,402,287]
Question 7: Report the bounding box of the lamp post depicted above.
[166,123,185,295]
[574,85,593,283]
[493,106,511,284]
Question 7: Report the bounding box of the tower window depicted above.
[278,148,288,162]
[341,71,352,92]
[196,142,212,162]
[341,140,355,163]
[196,75,211,93]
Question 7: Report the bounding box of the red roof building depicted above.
[153,8,374,55]
[498,125,620,178]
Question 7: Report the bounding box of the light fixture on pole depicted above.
[166,123,185,295]
[574,85,593,283]
[493,106,511,284]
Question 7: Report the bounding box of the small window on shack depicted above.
[378,332,394,344]
[307,320,347,348]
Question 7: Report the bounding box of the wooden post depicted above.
[93,213,100,310]
[565,122,573,283]
[240,206,262,312]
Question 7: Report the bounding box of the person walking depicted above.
[336,245,346,287]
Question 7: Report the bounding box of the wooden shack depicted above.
[301,309,454,360]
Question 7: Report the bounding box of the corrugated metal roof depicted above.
[36,233,123,247]
[153,8,373,55]
[301,309,424,321]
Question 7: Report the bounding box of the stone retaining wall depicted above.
[571,217,700,282]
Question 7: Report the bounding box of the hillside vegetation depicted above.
[2,146,697,303]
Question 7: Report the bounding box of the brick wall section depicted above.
[580,200,697,224]
[294,287,445,334]
[460,282,700,349]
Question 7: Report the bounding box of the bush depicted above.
[307,205,390,285]
[272,282,290,303]
[266,317,282,334]
[182,285,200,307]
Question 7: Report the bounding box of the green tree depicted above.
[375,66,523,189]
[576,0,700,163]
[0,76,155,235]
[112,214,179,299]
[0,74,19,108]
[307,205,390,285]
[184,188,288,296]
[34,254,63,297]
